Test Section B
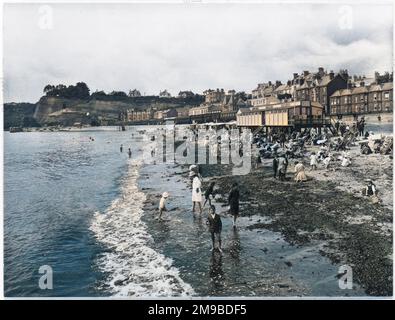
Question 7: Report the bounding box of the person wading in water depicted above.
[191,171,203,214]
[207,205,222,252]
[128,148,132,158]
[203,181,215,207]
[158,192,169,221]
[228,182,240,228]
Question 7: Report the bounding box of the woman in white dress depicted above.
[192,173,203,214]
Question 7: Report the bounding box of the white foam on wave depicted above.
[90,159,194,297]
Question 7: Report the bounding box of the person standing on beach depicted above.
[158,192,169,221]
[120,144,123,153]
[256,154,262,169]
[207,205,222,252]
[204,181,215,207]
[335,121,340,135]
[228,182,240,228]
[192,172,203,214]
[310,152,318,170]
[277,155,287,181]
[273,155,279,179]
[359,117,365,137]
[294,161,307,182]
[128,148,132,158]
[323,154,331,170]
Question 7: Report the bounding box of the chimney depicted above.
[347,80,352,89]
[329,70,334,80]
[268,81,272,86]
[318,67,324,75]
[293,73,298,79]
[303,70,309,77]
[275,80,282,87]
[360,81,365,87]
[287,80,292,86]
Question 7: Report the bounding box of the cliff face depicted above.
[30,95,203,126]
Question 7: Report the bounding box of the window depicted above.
[384,92,390,100]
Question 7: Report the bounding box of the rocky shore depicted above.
[199,142,392,296]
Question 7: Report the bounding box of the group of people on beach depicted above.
[158,165,240,253]
[256,119,382,202]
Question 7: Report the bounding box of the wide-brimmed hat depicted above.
[189,165,198,172]
[162,192,169,198]
[189,171,197,178]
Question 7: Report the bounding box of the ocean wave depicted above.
[90,159,194,297]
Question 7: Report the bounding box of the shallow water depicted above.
[139,163,366,297]
[4,126,192,297]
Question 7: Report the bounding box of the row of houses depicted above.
[330,82,393,116]
[188,89,247,116]
[250,68,393,116]
[236,69,393,129]
[127,108,178,122]
[125,69,392,126]
[250,68,350,115]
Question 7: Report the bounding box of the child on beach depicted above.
[310,152,317,170]
[206,205,222,252]
[158,192,169,221]
[203,181,215,207]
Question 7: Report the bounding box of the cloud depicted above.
[3,3,393,102]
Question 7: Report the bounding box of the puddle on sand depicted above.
[138,162,366,297]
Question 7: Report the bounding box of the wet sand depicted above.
[198,142,392,296]
[137,159,370,296]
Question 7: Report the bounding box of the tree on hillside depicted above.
[91,90,107,99]
[43,82,90,99]
[43,85,55,94]
[75,82,90,98]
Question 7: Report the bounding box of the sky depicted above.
[2,2,393,103]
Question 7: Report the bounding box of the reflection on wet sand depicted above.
[209,251,224,291]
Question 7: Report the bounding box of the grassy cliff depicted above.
[5,95,204,128]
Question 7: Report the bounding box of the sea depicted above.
[3,123,392,297]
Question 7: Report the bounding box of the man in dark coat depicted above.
[228,182,240,228]
[273,155,279,178]
[207,205,222,252]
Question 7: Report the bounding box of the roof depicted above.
[331,90,342,97]
[382,82,393,91]
[352,86,368,94]
[317,75,333,86]
[368,84,382,92]
[274,84,288,92]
